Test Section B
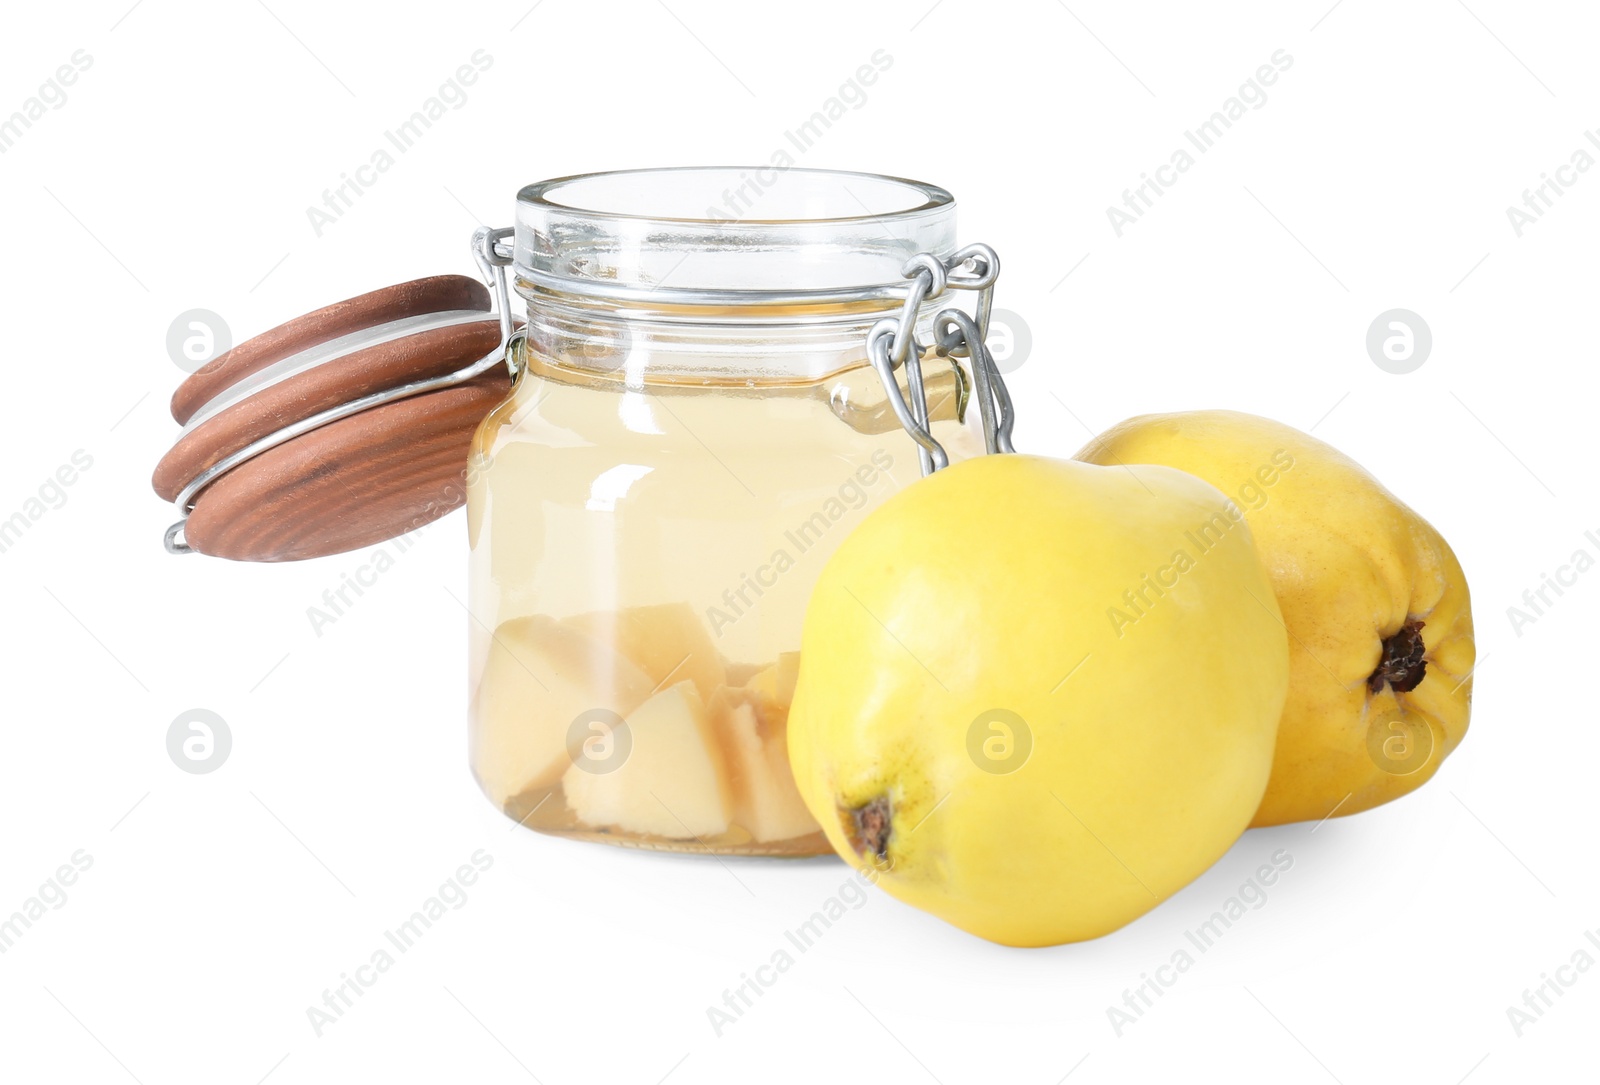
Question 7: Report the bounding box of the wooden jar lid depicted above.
[153,275,512,562]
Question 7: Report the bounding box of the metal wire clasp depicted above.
[867,244,1016,477]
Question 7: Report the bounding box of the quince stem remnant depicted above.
[1368,619,1427,694]
[847,796,893,862]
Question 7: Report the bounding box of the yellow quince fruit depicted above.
[1077,410,1474,827]
[786,454,1289,947]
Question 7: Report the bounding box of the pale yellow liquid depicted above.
[466,338,982,855]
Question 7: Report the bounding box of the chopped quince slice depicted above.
[746,651,801,712]
[472,615,656,807]
[708,654,819,843]
[566,602,726,704]
[562,681,733,839]
[724,660,766,687]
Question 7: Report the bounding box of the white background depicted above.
[0,1,1593,1081]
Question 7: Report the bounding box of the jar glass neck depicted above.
[516,287,965,384]
[510,168,959,381]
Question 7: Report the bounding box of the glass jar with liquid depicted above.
[466,168,987,854]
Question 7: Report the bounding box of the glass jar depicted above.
[465,168,988,855]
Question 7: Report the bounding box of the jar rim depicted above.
[517,166,953,227]
[513,167,959,302]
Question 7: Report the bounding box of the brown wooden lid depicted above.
[170,275,491,425]
[181,376,508,562]
[154,275,512,562]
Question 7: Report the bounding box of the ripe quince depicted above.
[786,454,1289,947]
[1077,410,1474,827]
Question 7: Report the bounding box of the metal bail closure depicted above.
[153,227,518,562]
[868,244,1016,476]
